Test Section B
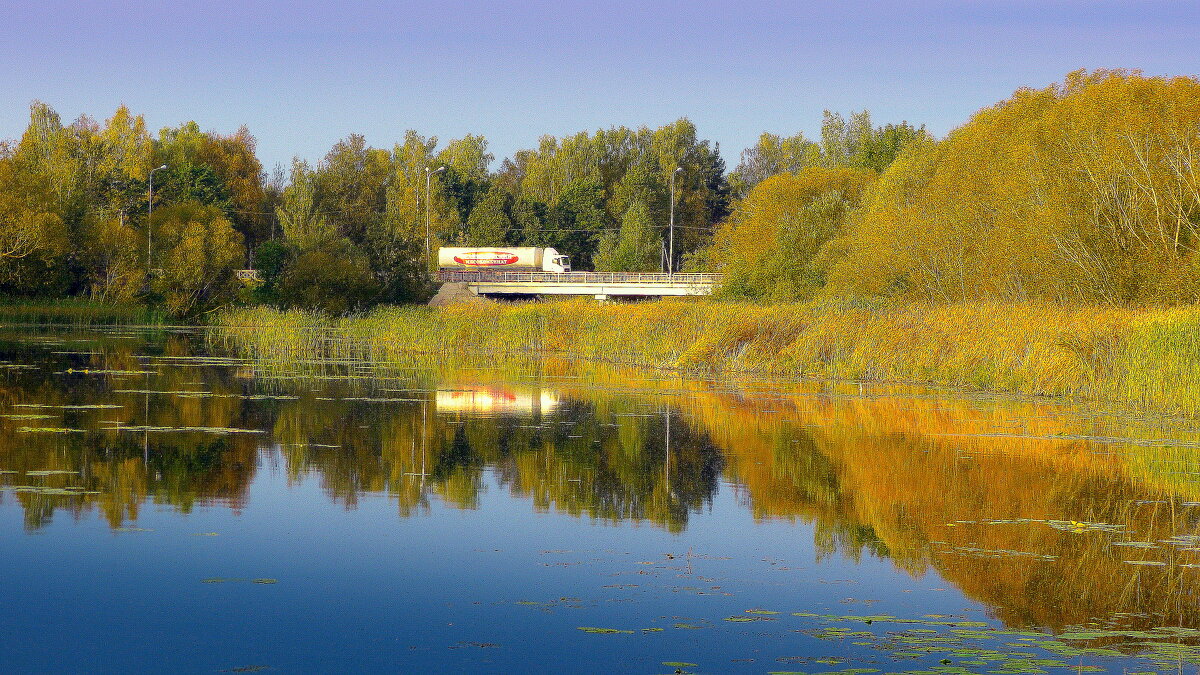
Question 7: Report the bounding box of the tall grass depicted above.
[212,299,1200,415]
[0,299,168,326]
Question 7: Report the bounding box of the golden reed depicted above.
[212,299,1200,416]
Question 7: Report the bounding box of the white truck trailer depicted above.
[437,247,572,273]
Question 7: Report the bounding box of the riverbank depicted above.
[0,299,167,326]
[211,300,1200,415]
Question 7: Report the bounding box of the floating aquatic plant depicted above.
[112,425,264,434]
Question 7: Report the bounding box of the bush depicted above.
[149,201,244,315]
[277,238,378,315]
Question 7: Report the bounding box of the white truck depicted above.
[437,247,572,273]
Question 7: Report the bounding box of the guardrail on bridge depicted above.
[436,271,722,285]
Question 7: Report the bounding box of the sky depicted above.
[1,0,1198,173]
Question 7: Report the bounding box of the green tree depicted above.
[249,239,290,304]
[149,202,244,315]
[277,237,379,314]
[850,122,929,172]
[316,134,391,243]
[730,132,821,197]
[594,200,662,272]
[361,218,429,304]
[511,196,549,246]
[276,160,335,250]
[465,187,516,245]
[511,120,729,266]
[154,163,232,213]
[609,162,667,226]
[548,179,608,269]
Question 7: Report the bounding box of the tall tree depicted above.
[276,160,334,250]
[436,135,494,236]
[148,201,244,315]
[708,168,876,300]
[465,187,516,246]
[196,126,268,252]
[316,134,390,243]
[730,132,821,197]
[594,200,662,272]
[547,179,608,269]
[824,69,1200,305]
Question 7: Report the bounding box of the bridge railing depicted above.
[437,270,722,285]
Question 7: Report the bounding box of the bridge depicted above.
[435,270,720,299]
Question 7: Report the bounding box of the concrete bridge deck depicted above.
[436,270,720,298]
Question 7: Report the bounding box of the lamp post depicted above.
[425,165,446,266]
[669,166,682,275]
[147,164,168,271]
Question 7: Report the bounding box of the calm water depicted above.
[3,326,1200,673]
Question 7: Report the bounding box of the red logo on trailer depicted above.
[453,251,520,266]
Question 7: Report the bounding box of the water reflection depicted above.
[436,386,560,415]
[2,327,1200,633]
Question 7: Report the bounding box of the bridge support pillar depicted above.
[593,294,609,301]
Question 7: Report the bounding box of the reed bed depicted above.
[212,299,1200,416]
[0,299,166,326]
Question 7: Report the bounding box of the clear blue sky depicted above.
[2,0,1197,173]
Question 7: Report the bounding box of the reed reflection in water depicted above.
[2,326,1200,643]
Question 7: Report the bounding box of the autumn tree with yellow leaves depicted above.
[824,69,1200,305]
[706,168,876,301]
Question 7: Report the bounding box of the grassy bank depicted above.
[211,299,1200,415]
[0,299,167,326]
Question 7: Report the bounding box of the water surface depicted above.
[2,326,1200,673]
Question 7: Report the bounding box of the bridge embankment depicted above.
[428,282,491,307]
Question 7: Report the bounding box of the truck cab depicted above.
[546,250,571,272]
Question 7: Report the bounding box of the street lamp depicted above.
[147,164,168,270]
[425,165,446,265]
[669,166,682,275]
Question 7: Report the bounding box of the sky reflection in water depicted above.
[2,327,1200,673]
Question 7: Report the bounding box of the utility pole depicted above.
[669,166,682,275]
[147,164,168,271]
[425,165,446,266]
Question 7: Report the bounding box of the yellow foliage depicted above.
[826,69,1200,304]
[708,167,875,300]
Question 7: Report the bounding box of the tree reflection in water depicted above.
[2,327,1200,630]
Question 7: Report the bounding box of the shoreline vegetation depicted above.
[212,300,1200,417]
[7,69,1200,418]
[0,299,166,326]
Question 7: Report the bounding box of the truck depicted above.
[437,247,572,273]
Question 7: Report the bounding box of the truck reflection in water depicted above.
[435,387,560,417]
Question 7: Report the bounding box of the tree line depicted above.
[14,70,1194,314]
[712,69,1200,306]
[0,98,923,314]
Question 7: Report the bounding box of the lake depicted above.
[2,325,1199,673]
